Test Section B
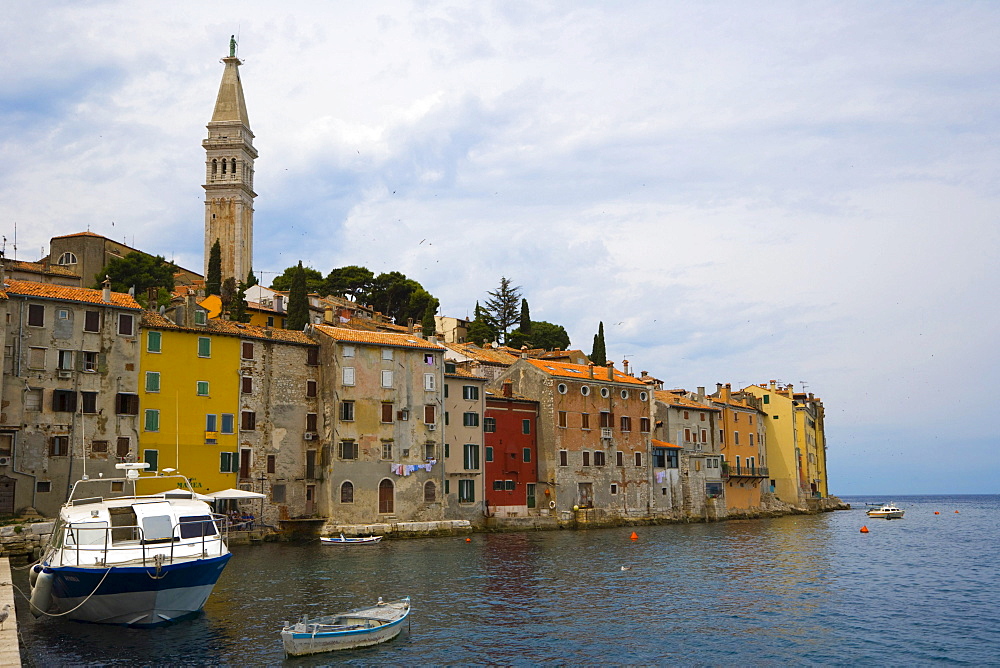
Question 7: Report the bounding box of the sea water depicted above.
[15,495,1000,666]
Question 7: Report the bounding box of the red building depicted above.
[484,381,539,517]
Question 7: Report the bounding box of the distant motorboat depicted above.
[320,534,383,545]
[281,597,410,656]
[866,502,904,519]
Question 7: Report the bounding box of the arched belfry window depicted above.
[221,159,227,175]
[211,159,218,177]
[56,252,78,266]
[231,158,237,175]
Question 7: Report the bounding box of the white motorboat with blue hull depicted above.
[29,463,232,626]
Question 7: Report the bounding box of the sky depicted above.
[2,2,998,495]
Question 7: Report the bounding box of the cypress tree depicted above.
[206,239,222,296]
[519,298,532,334]
[591,321,607,365]
[285,261,310,330]
[421,304,437,338]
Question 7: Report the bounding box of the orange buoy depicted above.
[860,526,869,533]
[955,510,960,514]
[465,537,471,542]
[630,531,638,541]
[934,511,940,515]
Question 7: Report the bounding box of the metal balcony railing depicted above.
[721,464,768,478]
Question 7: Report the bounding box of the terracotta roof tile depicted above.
[314,324,443,351]
[2,260,78,277]
[443,342,520,365]
[653,390,720,411]
[141,312,316,345]
[3,279,141,309]
[524,358,646,386]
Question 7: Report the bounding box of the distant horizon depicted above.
[836,492,999,498]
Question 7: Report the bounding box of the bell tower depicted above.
[203,36,257,283]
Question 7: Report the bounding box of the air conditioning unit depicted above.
[0,457,10,466]
[57,370,72,379]
[601,428,613,439]
[304,432,316,440]
[427,424,437,431]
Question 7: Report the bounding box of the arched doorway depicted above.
[378,479,394,514]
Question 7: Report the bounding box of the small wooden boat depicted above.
[320,533,383,545]
[866,502,904,519]
[281,597,410,656]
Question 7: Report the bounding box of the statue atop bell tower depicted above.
[203,36,256,284]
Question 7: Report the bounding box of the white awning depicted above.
[204,488,266,500]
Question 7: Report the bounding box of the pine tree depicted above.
[519,298,531,334]
[591,321,607,365]
[285,261,310,330]
[230,281,250,322]
[483,277,522,343]
[206,239,222,296]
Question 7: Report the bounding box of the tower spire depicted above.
[203,39,257,283]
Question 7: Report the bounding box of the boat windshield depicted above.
[179,515,218,538]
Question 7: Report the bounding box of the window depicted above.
[424,373,436,391]
[635,452,643,467]
[600,387,610,398]
[266,455,275,473]
[343,367,355,386]
[621,390,629,399]
[523,448,532,463]
[581,386,591,396]
[382,348,393,361]
[241,411,256,430]
[221,413,235,434]
[616,450,624,467]
[620,416,632,432]
[28,304,44,327]
[81,392,97,414]
[307,347,319,366]
[557,383,567,394]
[558,411,567,428]
[581,413,590,430]
[197,381,209,396]
[734,432,740,446]
[339,440,358,460]
[341,481,354,503]
[205,414,218,432]
[458,479,475,503]
[463,385,480,400]
[84,311,101,333]
[116,437,130,458]
[342,345,355,358]
[701,429,707,443]
[583,451,590,467]
[144,409,160,432]
[242,376,253,394]
[56,308,69,320]
[600,411,612,428]
[594,451,606,466]
[241,341,254,360]
[52,390,77,412]
[700,412,706,421]
[36,481,52,493]
[91,439,108,454]
[83,351,98,372]
[147,331,161,352]
[484,417,496,433]
[271,484,287,503]
[381,403,394,423]
[57,251,78,265]
[306,413,318,432]
[306,380,317,398]
[28,347,45,369]
[143,449,159,472]
[50,435,69,456]
[685,428,692,442]
[25,389,42,412]
[522,419,531,434]
[610,483,618,495]
[118,313,134,336]
[381,370,394,388]
[197,337,211,357]
[463,412,479,427]
[145,372,160,392]
[666,449,679,468]
[485,446,494,462]
[493,480,505,491]
[463,443,480,470]
[639,391,648,401]
[424,405,436,425]
[640,417,650,432]
[220,452,239,473]
[763,395,770,405]
[381,442,393,460]
[424,481,436,503]
[57,350,73,370]
[750,434,755,447]
[340,401,354,421]
[424,354,436,365]
[560,450,568,466]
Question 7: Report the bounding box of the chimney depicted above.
[174,305,185,326]
[588,362,595,379]
[521,345,528,359]
[722,383,732,401]
[697,386,705,397]
[769,380,777,391]
[102,276,111,303]
[275,294,284,313]
[429,335,438,345]
[606,361,614,380]
[622,359,629,376]
[502,380,513,397]
[716,382,723,394]
[407,318,414,334]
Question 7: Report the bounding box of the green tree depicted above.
[206,239,222,296]
[368,271,426,323]
[519,298,532,334]
[95,252,176,308]
[483,277,522,343]
[230,281,250,322]
[508,320,570,351]
[245,270,259,288]
[466,301,497,346]
[285,261,310,330]
[220,277,237,316]
[325,265,375,301]
[590,321,607,365]
[421,304,437,338]
[271,264,324,292]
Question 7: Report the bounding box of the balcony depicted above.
[721,464,768,480]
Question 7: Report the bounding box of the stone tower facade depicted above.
[203,38,257,283]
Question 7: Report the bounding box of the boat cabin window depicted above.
[179,515,218,538]
[110,506,139,542]
[66,522,109,546]
[141,515,175,543]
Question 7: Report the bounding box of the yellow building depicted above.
[139,309,241,494]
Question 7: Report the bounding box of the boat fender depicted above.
[29,563,42,588]
[548,500,556,509]
[29,569,54,618]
